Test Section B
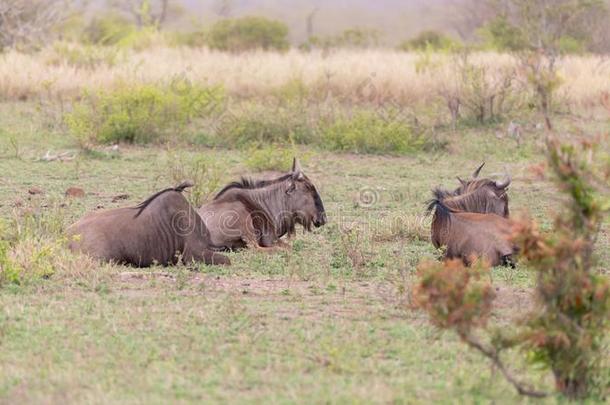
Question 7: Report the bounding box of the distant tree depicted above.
[306,8,318,39]
[213,0,234,18]
[449,0,496,41]
[460,0,608,129]
[491,0,606,53]
[399,30,460,52]
[207,16,290,52]
[0,0,73,51]
[306,27,381,50]
[109,0,179,29]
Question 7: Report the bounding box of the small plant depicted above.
[399,30,460,52]
[216,104,313,147]
[206,16,290,52]
[306,27,381,50]
[319,110,426,155]
[0,206,68,287]
[372,215,429,243]
[46,42,120,69]
[65,81,225,145]
[244,144,295,172]
[166,154,223,207]
[414,135,610,400]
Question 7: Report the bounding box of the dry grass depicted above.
[2,47,610,108]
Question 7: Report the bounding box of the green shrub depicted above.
[399,30,460,52]
[84,13,135,46]
[558,35,586,54]
[0,210,66,287]
[306,27,381,50]
[166,154,223,206]
[479,16,528,52]
[0,239,20,286]
[207,16,289,52]
[66,81,225,145]
[172,29,208,48]
[244,144,296,172]
[319,111,425,155]
[216,104,313,147]
[46,42,120,69]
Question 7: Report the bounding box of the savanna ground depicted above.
[0,50,609,403]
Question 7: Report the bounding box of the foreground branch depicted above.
[459,331,549,399]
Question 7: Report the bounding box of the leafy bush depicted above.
[207,16,289,52]
[216,104,313,147]
[172,29,207,48]
[83,13,135,46]
[66,81,225,145]
[479,16,528,52]
[46,42,120,69]
[319,111,426,155]
[305,28,381,50]
[166,153,223,206]
[244,144,296,172]
[399,30,460,52]
[0,209,66,287]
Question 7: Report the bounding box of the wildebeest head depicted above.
[286,158,327,229]
[454,162,511,200]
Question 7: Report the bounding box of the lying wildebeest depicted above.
[198,158,326,251]
[67,181,230,266]
[454,162,511,199]
[427,188,516,267]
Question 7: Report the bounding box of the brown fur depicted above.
[428,189,516,267]
[67,182,230,266]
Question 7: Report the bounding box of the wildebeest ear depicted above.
[495,174,511,189]
[472,162,485,179]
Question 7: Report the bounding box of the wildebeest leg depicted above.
[246,239,283,253]
[183,249,231,266]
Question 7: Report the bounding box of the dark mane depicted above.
[133,181,193,218]
[214,174,292,199]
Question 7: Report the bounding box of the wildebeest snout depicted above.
[315,211,327,227]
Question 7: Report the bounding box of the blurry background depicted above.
[3,0,610,52]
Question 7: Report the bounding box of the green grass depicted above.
[0,102,608,403]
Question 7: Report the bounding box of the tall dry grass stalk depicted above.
[1,47,609,107]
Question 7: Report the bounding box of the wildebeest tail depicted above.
[133,181,195,218]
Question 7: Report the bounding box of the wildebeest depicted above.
[427,188,516,267]
[67,181,230,266]
[198,158,326,251]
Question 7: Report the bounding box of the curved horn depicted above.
[292,157,302,173]
[456,176,467,186]
[495,174,511,189]
[472,162,485,179]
